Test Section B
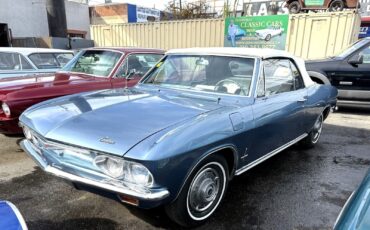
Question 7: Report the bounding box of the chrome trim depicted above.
[21,140,169,201]
[338,89,370,100]
[235,133,308,176]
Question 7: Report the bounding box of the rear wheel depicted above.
[165,154,229,227]
[329,0,344,11]
[300,113,324,148]
[288,1,301,14]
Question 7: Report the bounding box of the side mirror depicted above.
[348,54,363,66]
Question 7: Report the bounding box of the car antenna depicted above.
[217,97,221,104]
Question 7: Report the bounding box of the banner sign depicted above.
[224,15,289,50]
[243,1,288,16]
[359,26,370,38]
[136,6,160,22]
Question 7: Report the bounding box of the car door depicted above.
[251,58,308,160]
[110,53,163,88]
[331,45,370,101]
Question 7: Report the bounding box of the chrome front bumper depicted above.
[20,140,169,201]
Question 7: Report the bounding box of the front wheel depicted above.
[265,34,272,41]
[165,155,229,227]
[300,113,324,148]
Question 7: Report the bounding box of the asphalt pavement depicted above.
[0,109,369,230]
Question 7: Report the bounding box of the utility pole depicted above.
[179,0,182,13]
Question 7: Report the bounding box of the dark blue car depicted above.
[20,48,337,227]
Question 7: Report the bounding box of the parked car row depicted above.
[0,44,368,228]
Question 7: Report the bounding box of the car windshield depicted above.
[332,39,368,58]
[143,55,255,96]
[62,50,122,77]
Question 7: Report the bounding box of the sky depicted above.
[88,0,170,10]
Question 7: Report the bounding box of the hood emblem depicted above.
[99,137,116,145]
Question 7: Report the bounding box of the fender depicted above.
[172,144,239,201]
[307,71,331,85]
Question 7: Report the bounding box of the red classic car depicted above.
[0,47,164,134]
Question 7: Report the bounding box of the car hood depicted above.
[0,72,104,98]
[20,86,225,157]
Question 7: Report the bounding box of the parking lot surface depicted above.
[0,110,369,230]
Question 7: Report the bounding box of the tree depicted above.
[163,1,213,20]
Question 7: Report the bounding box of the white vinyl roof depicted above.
[166,47,294,59]
[0,47,74,56]
[166,47,315,87]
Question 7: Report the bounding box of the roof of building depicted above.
[0,47,74,55]
[166,47,294,59]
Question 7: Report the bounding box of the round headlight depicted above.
[23,126,32,140]
[94,155,124,179]
[1,103,10,117]
[126,163,153,187]
[94,155,153,187]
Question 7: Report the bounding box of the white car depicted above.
[0,47,74,78]
[255,26,284,41]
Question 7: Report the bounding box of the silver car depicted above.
[0,47,74,78]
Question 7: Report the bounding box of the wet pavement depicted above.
[0,109,369,230]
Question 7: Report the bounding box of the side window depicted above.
[359,46,370,63]
[117,53,163,77]
[29,53,59,69]
[263,59,303,95]
[55,53,74,67]
[20,55,33,70]
[0,52,33,71]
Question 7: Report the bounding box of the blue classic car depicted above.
[0,200,27,230]
[20,48,337,227]
[334,167,370,230]
[227,25,246,41]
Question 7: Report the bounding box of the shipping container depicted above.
[91,11,360,59]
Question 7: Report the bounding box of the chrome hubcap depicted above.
[312,115,323,143]
[188,168,220,212]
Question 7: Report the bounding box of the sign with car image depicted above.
[224,15,289,50]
